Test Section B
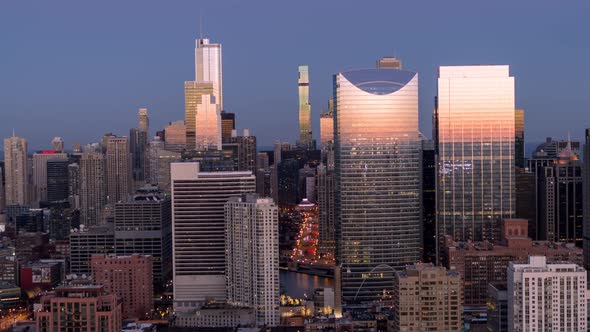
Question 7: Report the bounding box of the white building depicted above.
[3,136,28,205]
[225,194,279,327]
[195,38,223,111]
[508,256,587,332]
[171,163,255,311]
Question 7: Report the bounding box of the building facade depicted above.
[316,164,335,259]
[32,151,68,204]
[297,65,313,149]
[69,225,115,275]
[47,159,70,203]
[225,194,279,326]
[79,152,106,225]
[334,68,422,303]
[164,121,187,152]
[195,38,223,111]
[3,136,28,205]
[105,136,131,205]
[584,128,590,273]
[435,65,515,244]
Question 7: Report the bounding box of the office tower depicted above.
[164,120,187,152]
[256,169,272,198]
[334,68,422,303]
[435,65,515,244]
[91,254,153,319]
[72,143,82,154]
[508,256,587,331]
[46,159,69,203]
[226,129,257,173]
[487,283,508,332]
[35,283,122,332]
[0,161,5,212]
[221,112,236,143]
[444,218,583,307]
[273,139,282,165]
[69,224,115,274]
[147,138,181,190]
[392,263,462,332]
[130,128,148,183]
[48,205,79,241]
[277,159,299,208]
[515,168,536,238]
[257,152,269,170]
[68,163,80,209]
[171,163,255,308]
[4,136,28,205]
[32,151,68,203]
[514,109,525,168]
[316,164,335,259]
[376,56,402,70]
[114,191,172,283]
[79,152,106,225]
[195,37,223,110]
[185,81,221,151]
[51,137,65,153]
[105,136,132,205]
[320,110,334,168]
[584,128,590,273]
[297,65,312,149]
[225,194,279,327]
[138,107,149,132]
[537,145,583,245]
[422,139,436,263]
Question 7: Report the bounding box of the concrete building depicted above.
[105,136,132,205]
[171,162,255,310]
[113,191,172,283]
[225,194,279,326]
[69,224,115,275]
[68,162,80,209]
[3,136,28,205]
[35,284,122,332]
[91,254,153,319]
[392,263,462,332]
[51,137,65,153]
[508,256,587,331]
[32,151,68,204]
[175,302,255,328]
[79,152,106,225]
[445,218,583,307]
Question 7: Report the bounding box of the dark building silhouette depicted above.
[47,159,70,203]
[277,159,299,208]
[422,140,436,263]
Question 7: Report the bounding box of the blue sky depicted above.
[1,1,589,150]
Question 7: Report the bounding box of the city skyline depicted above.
[1,1,590,151]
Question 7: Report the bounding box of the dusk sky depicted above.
[1,1,589,151]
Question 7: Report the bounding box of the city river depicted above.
[280,270,334,299]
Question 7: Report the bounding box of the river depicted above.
[280,270,334,299]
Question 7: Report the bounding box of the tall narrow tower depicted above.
[3,136,28,205]
[138,108,149,133]
[297,65,312,149]
[195,38,223,111]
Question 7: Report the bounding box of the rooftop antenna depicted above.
[199,12,203,39]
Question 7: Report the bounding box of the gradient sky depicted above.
[1,1,589,151]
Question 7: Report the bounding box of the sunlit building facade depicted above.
[435,65,515,245]
[515,109,525,169]
[185,81,220,151]
[164,120,187,152]
[297,65,312,149]
[3,136,28,205]
[334,68,422,303]
[195,38,223,111]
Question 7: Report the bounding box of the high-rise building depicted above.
[486,283,508,332]
[51,137,65,153]
[79,152,106,225]
[376,56,402,70]
[195,38,223,111]
[445,218,583,307]
[334,68,422,303]
[113,191,172,283]
[147,138,181,191]
[584,128,590,274]
[46,159,70,203]
[105,136,131,205]
[508,256,587,331]
[221,112,236,143]
[164,121,187,152]
[130,127,148,183]
[4,136,28,205]
[277,159,299,208]
[35,283,122,332]
[0,161,6,212]
[320,110,334,168]
[32,151,68,203]
[514,109,525,168]
[515,167,536,239]
[171,163,255,309]
[316,164,335,259]
[69,224,115,275]
[225,129,257,173]
[537,145,583,245]
[184,81,221,151]
[138,107,149,133]
[435,65,515,244]
[392,263,462,332]
[91,254,153,319]
[225,194,279,326]
[297,65,312,149]
[68,163,80,209]
[422,139,436,263]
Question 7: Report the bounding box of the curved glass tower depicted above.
[334,69,422,303]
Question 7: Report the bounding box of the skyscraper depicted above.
[32,151,68,203]
[3,136,28,205]
[226,129,257,173]
[79,152,106,225]
[297,65,312,149]
[47,159,70,203]
[195,38,223,111]
[130,128,148,183]
[508,256,587,331]
[138,107,149,133]
[171,163,255,309]
[51,137,65,153]
[584,128,590,273]
[0,161,5,212]
[334,68,422,303]
[435,65,515,245]
[184,81,221,151]
[105,136,131,205]
[316,164,335,259]
[514,109,525,168]
[225,194,279,327]
[320,110,334,168]
[221,112,236,143]
[422,139,436,263]
[164,120,187,152]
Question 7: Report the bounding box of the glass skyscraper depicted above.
[435,65,515,246]
[297,65,313,149]
[334,68,422,303]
